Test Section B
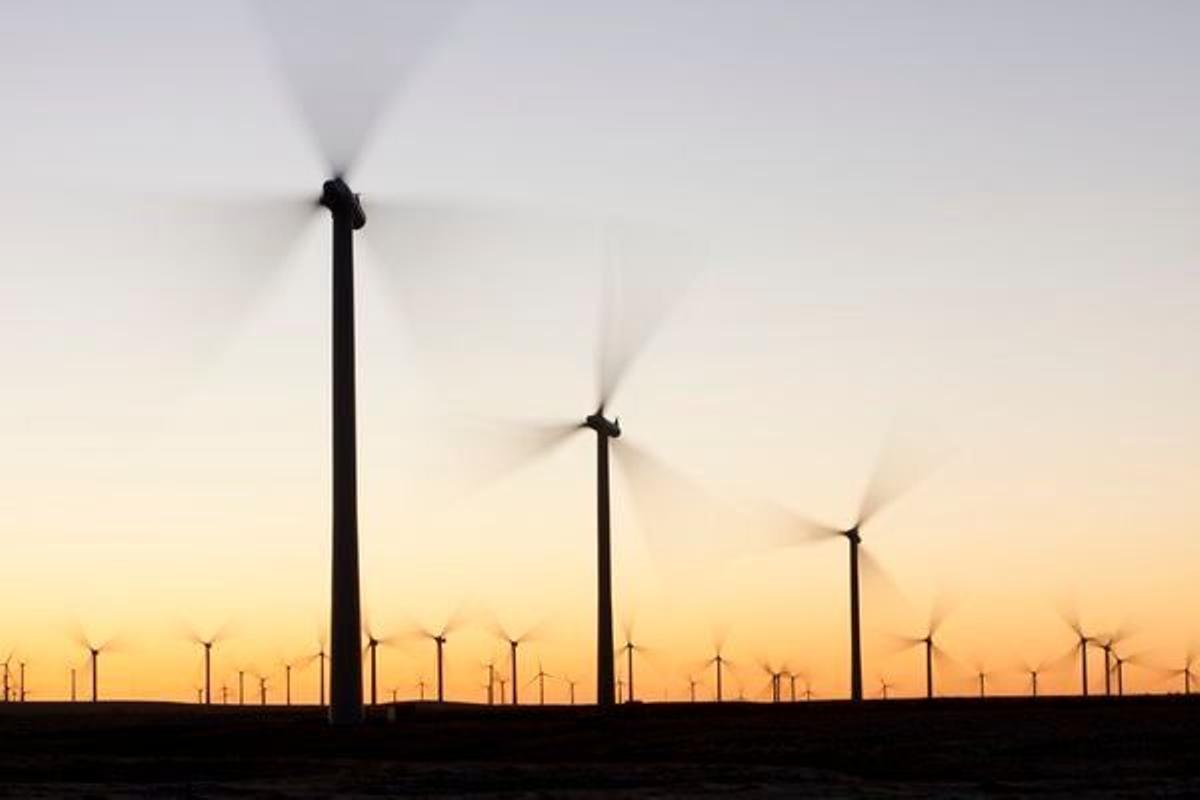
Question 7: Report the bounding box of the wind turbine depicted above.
[1,652,11,702]
[890,601,955,700]
[877,677,896,700]
[469,228,701,708]
[483,658,497,706]
[415,677,428,701]
[1164,650,1197,695]
[410,613,462,703]
[618,623,647,704]
[529,661,553,705]
[70,665,77,702]
[1095,628,1134,697]
[191,625,229,706]
[74,632,115,703]
[494,624,537,706]
[766,433,942,702]
[758,662,783,703]
[241,0,477,727]
[707,643,732,703]
[19,661,27,702]
[238,670,247,705]
[362,619,397,707]
[1064,616,1094,697]
[309,633,329,707]
[973,665,994,699]
[1110,649,1148,697]
[685,675,701,703]
[283,661,294,706]
[257,674,269,706]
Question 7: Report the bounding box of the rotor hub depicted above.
[585,411,622,438]
[320,177,367,230]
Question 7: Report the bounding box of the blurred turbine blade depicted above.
[613,438,749,572]
[881,632,924,656]
[596,221,705,409]
[928,593,959,638]
[858,547,909,616]
[251,0,466,176]
[858,421,951,529]
[444,417,583,497]
[743,501,842,553]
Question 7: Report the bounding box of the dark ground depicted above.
[0,696,1197,798]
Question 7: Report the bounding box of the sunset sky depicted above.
[1,0,1198,704]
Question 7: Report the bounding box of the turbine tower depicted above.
[320,176,367,725]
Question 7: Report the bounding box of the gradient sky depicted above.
[1,0,1199,703]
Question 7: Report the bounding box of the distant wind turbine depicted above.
[362,618,398,707]
[493,623,537,706]
[1163,649,1197,695]
[685,675,701,703]
[618,622,648,704]
[1062,613,1094,697]
[190,624,230,705]
[74,631,115,703]
[529,661,553,705]
[409,612,463,703]
[1095,627,1134,697]
[890,600,955,700]
[707,643,732,703]
[767,431,943,701]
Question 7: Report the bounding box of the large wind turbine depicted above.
[248,0,468,726]
[769,436,940,702]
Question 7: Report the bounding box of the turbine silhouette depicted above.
[362,618,398,707]
[706,641,733,703]
[529,660,554,705]
[492,622,538,706]
[408,611,464,703]
[889,600,955,700]
[73,630,115,703]
[764,430,942,701]
[1062,612,1094,697]
[190,623,230,706]
[618,622,648,704]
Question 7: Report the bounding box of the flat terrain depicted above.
[1,696,1197,797]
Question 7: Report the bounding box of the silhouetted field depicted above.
[1,696,1197,797]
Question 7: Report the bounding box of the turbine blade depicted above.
[857,422,950,529]
[928,593,959,638]
[613,438,750,572]
[744,502,842,551]
[880,633,925,655]
[596,222,705,409]
[858,547,909,615]
[250,0,466,176]
[443,417,583,497]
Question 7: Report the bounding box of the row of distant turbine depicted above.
[3,616,1195,705]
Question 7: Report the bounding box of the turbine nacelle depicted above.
[320,177,366,230]
[584,410,621,438]
[841,526,862,545]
